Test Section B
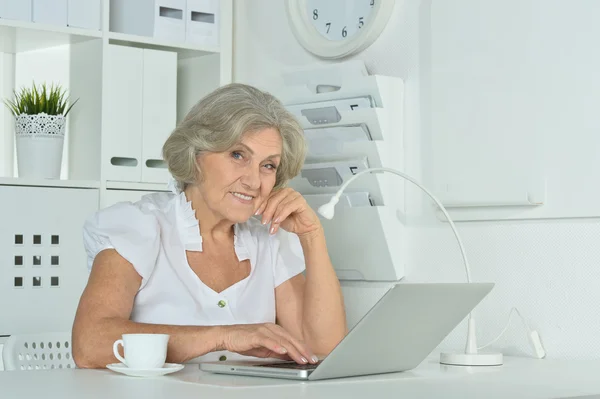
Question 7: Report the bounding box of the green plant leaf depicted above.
[2,81,79,117]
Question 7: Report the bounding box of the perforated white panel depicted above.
[0,186,98,336]
[2,332,75,371]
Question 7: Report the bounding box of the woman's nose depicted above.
[240,167,261,190]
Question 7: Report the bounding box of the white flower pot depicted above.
[15,113,66,179]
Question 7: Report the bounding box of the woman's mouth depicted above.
[231,192,254,203]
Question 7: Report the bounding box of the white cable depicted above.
[320,167,558,364]
[478,308,522,350]
[320,167,546,361]
[478,307,546,358]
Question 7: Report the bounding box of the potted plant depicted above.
[4,82,78,179]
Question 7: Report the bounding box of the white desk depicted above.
[2,354,600,399]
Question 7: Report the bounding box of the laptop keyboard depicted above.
[256,361,321,370]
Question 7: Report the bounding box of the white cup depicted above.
[112,333,169,369]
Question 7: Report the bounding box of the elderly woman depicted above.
[72,83,347,368]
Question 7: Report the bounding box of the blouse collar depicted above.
[170,177,250,262]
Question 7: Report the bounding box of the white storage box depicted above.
[0,0,32,22]
[103,45,144,182]
[141,48,177,184]
[186,0,219,47]
[68,0,101,30]
[102,44,177,184]
[33,0,67,26]
[110,0,186,42]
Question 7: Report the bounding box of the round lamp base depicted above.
[440,352,503,366]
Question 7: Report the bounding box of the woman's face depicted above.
[196,127,283,224]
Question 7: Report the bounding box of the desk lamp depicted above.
[317,167,503,366]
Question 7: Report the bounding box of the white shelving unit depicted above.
[0,176,100,189]
[107,30,219,56]
[0,0,232,339]
[272,61,406,282]
[0,0,232,196]
[0,18,102,53]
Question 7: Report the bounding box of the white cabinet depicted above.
[32,0,67,26]
[0,0,32,22]
[67,0,101,30]
[103,44,177,184]
[110,0,186,42]
[186,0,219,47]
[0,0,232,183]
[0,0,232,340]
[0,185,98,336]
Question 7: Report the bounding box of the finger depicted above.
[257,336,308,364]
[272,193,302,224]
[254,200,268,216]
[273,193,304,223]
[270,195,303,235]
[254,325,309,364]
[255,188,287,217]
[253,335,288,356]
[261,189,293,225]
[266,324,318,364]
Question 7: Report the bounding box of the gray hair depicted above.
[162,83,307,192]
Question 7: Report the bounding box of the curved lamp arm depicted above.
[317,167,472,283]
[316,167,506,366]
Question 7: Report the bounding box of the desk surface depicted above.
[2,354,600,399]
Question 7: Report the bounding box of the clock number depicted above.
[313,9,318,20]
[342,26,347,37]
[370,0,375,6]
[358,17,364,28]
[326,22,331,33]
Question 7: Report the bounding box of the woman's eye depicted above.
[231,151,243,160]
[264,164,277,170]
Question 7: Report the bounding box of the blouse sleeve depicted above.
[271,229,306,287]
[82,201,160,288]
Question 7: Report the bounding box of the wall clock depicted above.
[285,0,395,59]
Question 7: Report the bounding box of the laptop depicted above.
[200,282,494,381]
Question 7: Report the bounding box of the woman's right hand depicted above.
[221,323,319,364]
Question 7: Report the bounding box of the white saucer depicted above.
[106,363,185,377]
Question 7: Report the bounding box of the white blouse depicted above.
[82,190,306,362]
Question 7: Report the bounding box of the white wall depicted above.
[416,0,600,360]
[234,0,600,360]
[429,0,600,220]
